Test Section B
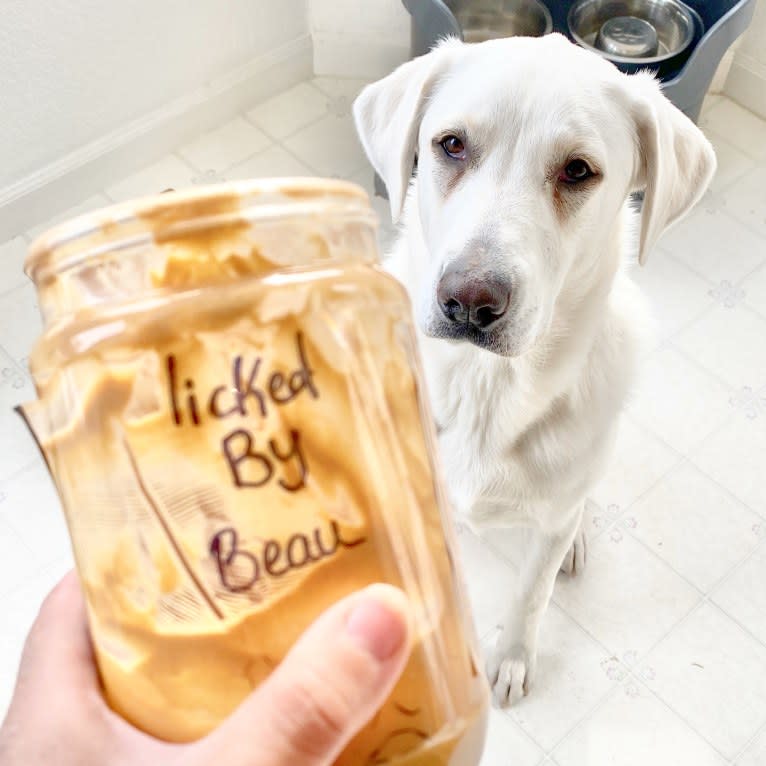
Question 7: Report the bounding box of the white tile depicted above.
[553,682,725,766]
[630,255,714,344]
[0,238,29,294]
[456,526,518,638]
[0,517,37,598]
[590,418,679,516]
[703,99,766,162]
[744,262,766,318]
[629,463,762,592]
[0,348,32,410]
[0,461,70,564]
[105,154,196,202]
[646,602,766,759]
[226,145,316,182]
[699,91,722,115]
[628,346,732,454]
[26,193,111,241]
[555,532,699,658]
[283,112,371,178]
[0,282,43,368]
[674,303,766,389]
[712,544,766,646]
[480,708,543,766]
[311,76,370,105]
[247,82,330,140]
[737,726,766,766]
[496,605,617,751]
[0,411,42,483]
[659,202,765,285]
[691,409,766,516]
[0,349,40,480]
[704,131,755,193]
[178,117,270,173]
[720,166,766,239]
[478,526,527,571]
[698,94,723,132]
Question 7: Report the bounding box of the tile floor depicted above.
[0,77,765,765]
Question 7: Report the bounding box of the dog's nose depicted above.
[437,271,512,330]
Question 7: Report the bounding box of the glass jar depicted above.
[21,179,488,764]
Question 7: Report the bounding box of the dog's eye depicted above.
[560,159,594,184]
[440,135,466,160]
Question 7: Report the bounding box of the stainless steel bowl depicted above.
[448,0,553,41]
[568,0,695,64]
[594,16,659,57]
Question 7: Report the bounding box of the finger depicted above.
[195,584,412,766]
[16,571,98,693]
[2,572,178,763]
[2,570,99,739]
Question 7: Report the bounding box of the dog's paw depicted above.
[560,524,587,577]
[486,644,536,707]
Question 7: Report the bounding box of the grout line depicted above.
[501,708,552,761]
[479,612,626,758]
[639,283,716,350]
[625,342,739,450]
[543,682,632,762]
[241,88,334,144]
[660,207,766,290]
[0,458,46,488]
[0,341,33,385]
[684,422,766,524]
[616,540,766,688]
[625,667,737,763]
[278,140,322,173]
[732,716,766,764]
[220,140,278,176]
[667,340,743,392]
[624,397,766,524]
[703,107,766,165]
[709,591,766,658]
[694,193,766,248]
[704,127,760,181]
[737,259,766,289]
[0,553,73,610]
[533,601,739,763]
[655,462,766,595]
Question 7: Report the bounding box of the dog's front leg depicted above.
[487,503,583,706]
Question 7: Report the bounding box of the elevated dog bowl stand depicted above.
[403,0,756,121]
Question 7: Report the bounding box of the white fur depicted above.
[354,34,715,706]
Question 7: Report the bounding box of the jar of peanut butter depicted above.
[20,178,488,764]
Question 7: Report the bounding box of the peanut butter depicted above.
[22,179,488,764]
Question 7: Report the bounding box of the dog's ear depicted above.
[353,42,459,222]
[627,73,716,265]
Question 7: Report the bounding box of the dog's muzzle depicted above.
[436,266,512,332]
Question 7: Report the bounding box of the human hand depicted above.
[0,572,412,766]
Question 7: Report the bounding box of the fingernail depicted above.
[345,586,410,661]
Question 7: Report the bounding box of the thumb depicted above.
[194,584,413,766]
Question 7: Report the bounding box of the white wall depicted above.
[0,0,308,191]
[724,0,766,118]
[309,0,410,77]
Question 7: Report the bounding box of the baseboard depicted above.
[313,36,409,79]
[0,34,313,242]
[724,54,766,121]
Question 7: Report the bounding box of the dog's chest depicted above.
[418,338,547,518]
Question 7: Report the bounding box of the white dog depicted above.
[353,33,715,706]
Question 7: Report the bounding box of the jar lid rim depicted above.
[26,177,372,280]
